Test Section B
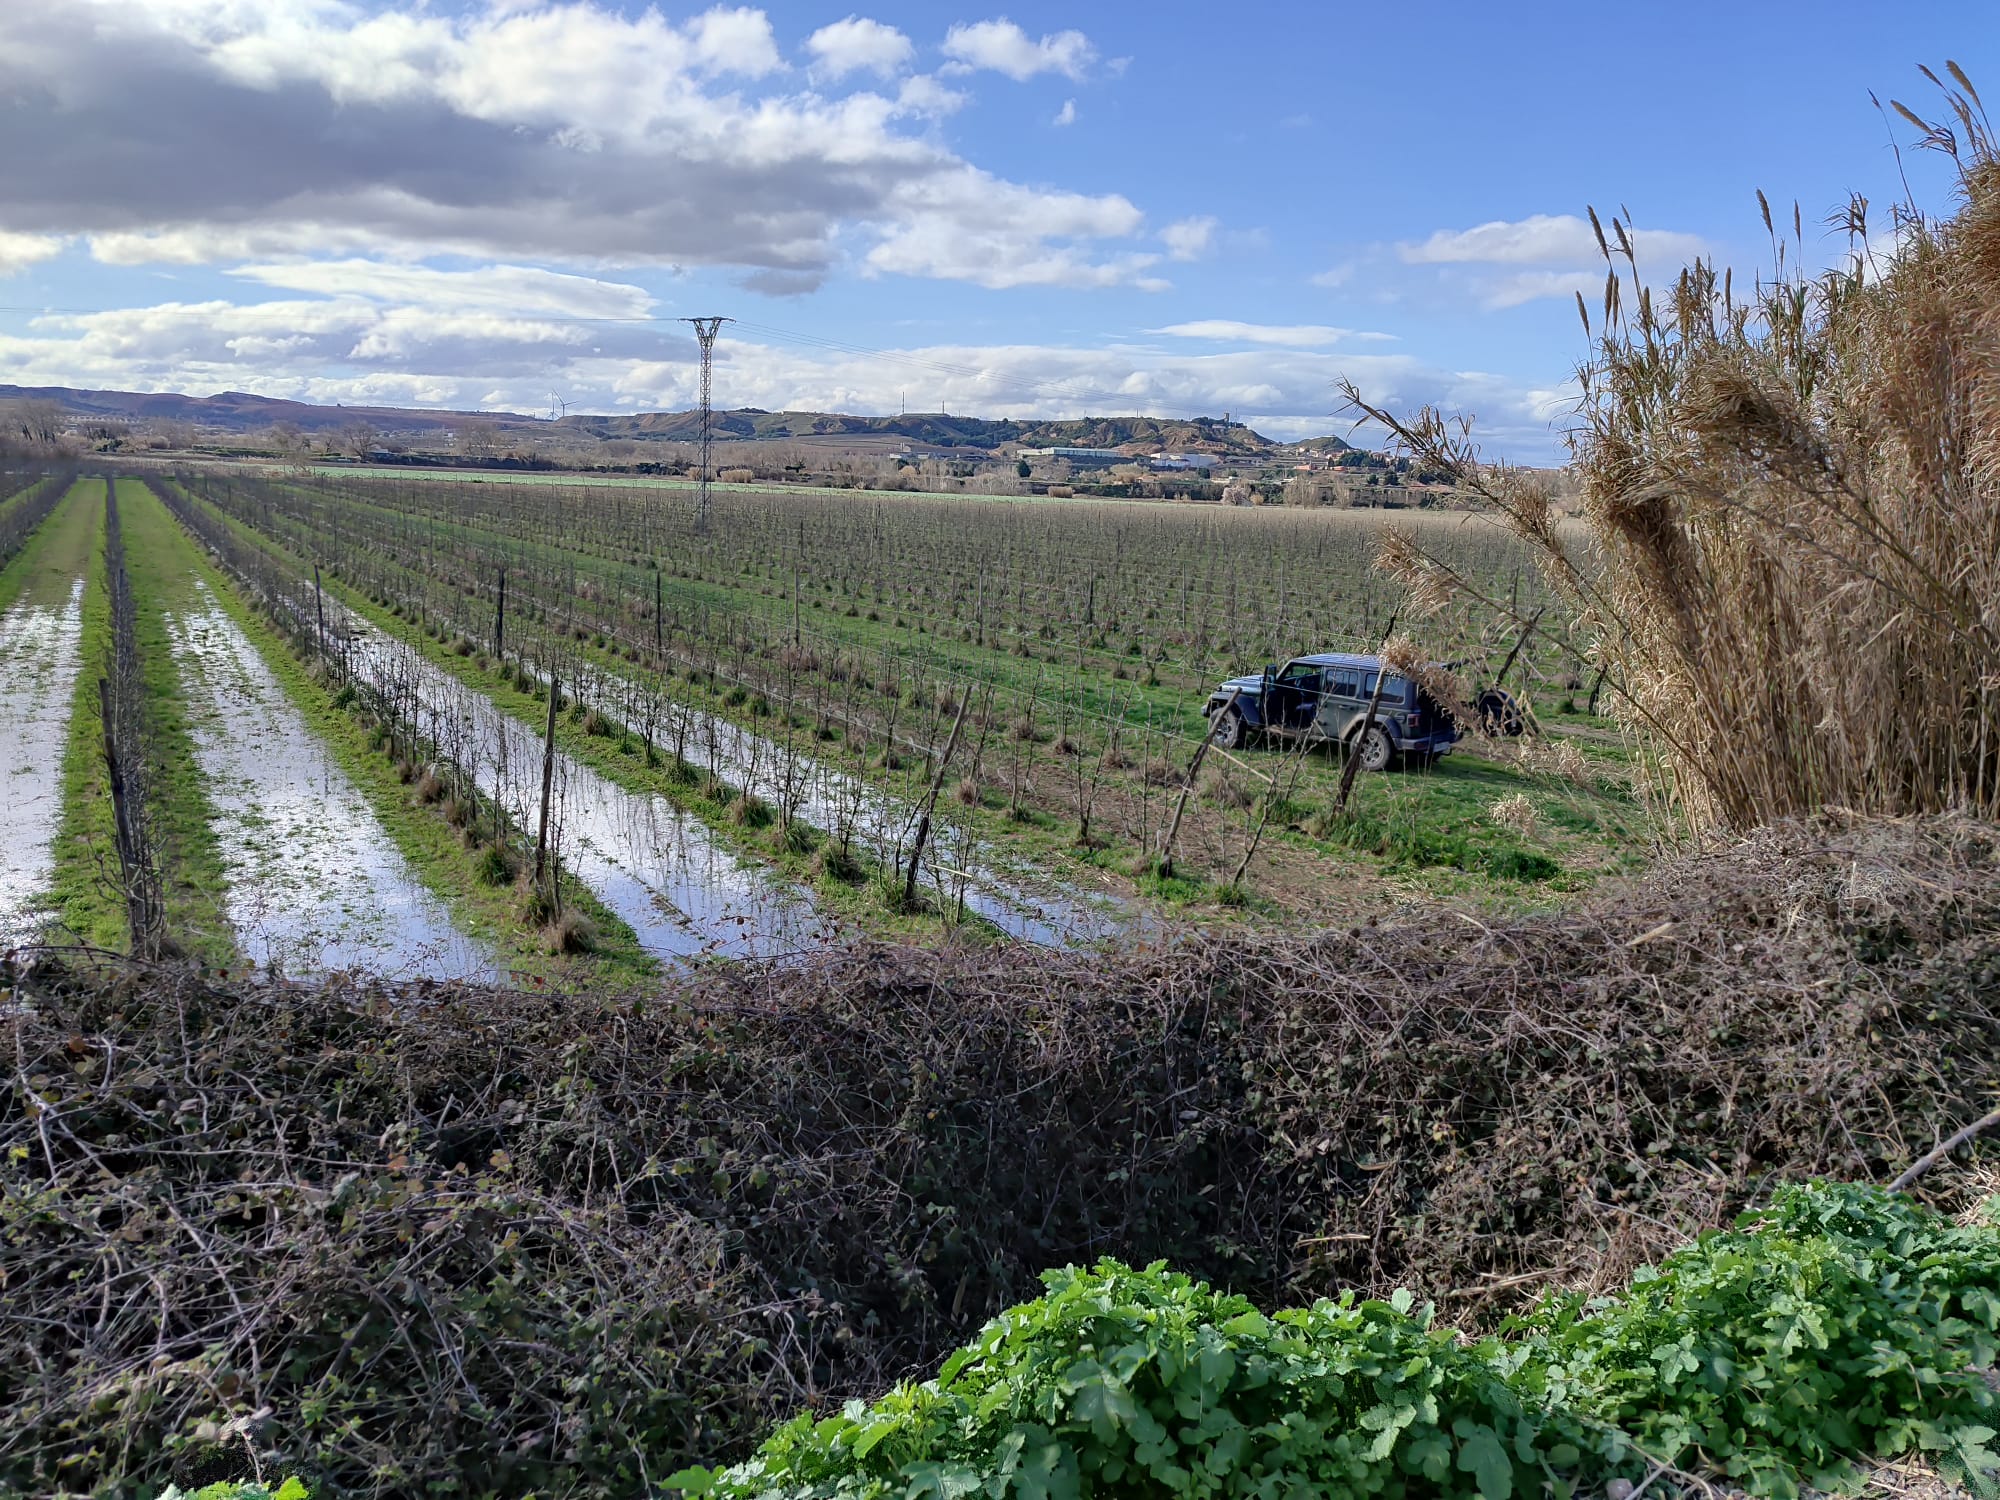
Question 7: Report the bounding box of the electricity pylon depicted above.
[681,317,731,533]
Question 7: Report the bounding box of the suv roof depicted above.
[1293,652,1384,670]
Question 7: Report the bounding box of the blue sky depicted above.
[0,0,1986,458]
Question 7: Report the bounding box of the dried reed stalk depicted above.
[1358,69,2000,839]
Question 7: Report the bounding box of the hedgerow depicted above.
[4,818,1999,1497]
[677,1185,2000,1500]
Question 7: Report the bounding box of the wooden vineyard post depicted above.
[98,676,155,956]
[533,674,560,912]
[654,568,663,660]
[313,562,328,662]
[1158,686,1237,880]
[902,690,970,913]
[495,567,506,662]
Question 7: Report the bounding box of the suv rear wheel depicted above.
[1356,723,1393,772]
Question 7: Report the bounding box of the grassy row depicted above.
[45,481,126,950]
[138,483,656,986]
[115,483,237,964]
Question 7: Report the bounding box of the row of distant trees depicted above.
[0,399,75,459]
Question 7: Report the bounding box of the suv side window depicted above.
[1278,661,1319,687]
[1363,672,1412,706]
[1328,671,1361,699]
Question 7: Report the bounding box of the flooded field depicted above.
[571,661,1132,946]
[170,582,495,979]
[347,622,841,961]
[0,579,87,950]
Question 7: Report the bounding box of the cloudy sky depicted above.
[0,0,1983,458]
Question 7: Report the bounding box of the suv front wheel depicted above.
[1213,705,1246,750]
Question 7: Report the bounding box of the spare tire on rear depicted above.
[1477,688,1525,737]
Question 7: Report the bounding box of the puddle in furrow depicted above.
[0,579,85,951]
[171,584,497,980]
[564,660,1136,947]
[342,622,840,962]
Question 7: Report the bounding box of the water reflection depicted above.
[565,662,1134,946]
[173,586,497,980]
[345,623,840,962]
[0,580,84,950]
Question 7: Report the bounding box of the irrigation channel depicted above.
[166,577,495,980]
[0,578,86,950]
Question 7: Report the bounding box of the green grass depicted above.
[44,480,128,949]
[137,484,657,987]
[115,483,236,963]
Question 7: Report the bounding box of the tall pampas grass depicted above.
[1357,66,2000,839]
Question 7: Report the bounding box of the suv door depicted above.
[1313,667,1364,738]
[1266,660,1322,731]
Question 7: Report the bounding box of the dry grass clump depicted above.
[1487,792,1540,835]
[1361,70,2000,839]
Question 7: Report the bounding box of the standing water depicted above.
[0,580,86,950]
[348,622,840,962]
[171,583,495,979]
[568,661,1134,945]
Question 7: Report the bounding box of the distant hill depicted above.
[561,409,1283,453]
[4,383,1297,455]
[0,383,497,435]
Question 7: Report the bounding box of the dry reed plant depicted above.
[1358,67,2000,839]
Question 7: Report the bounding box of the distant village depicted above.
[4,385,1468,508]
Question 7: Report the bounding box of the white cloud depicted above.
[941,19,1095,81]
[1161,215,1217,262]
[1480,268,1606,310]
[895,73,968,116]
[1152,321,1394,348]
[0,0,1151,291]
[866,170,1165,290]
[1400,213,1706,268]
[805,16,913,79]
[1309,262,1354,289]
[228,261,657,319]
[0,281,1574,461]
[1052,98,1076,127]
[0,231,65,276]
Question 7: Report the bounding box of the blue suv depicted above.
[1204,652,1461,770]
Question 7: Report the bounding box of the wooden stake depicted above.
[533,674,560,907]
[903,690,970,912]
[1158,686,1238,879]
[312,562,327,660]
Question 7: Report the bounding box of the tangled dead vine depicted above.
[4,816,1999,1498]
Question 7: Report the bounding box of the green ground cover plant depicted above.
[115,482,235,963]
[43,479,128,950]
[678,1185,1999,1500]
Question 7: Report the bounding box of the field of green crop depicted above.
[175,466,1650,929]
[0,464,1654,983]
